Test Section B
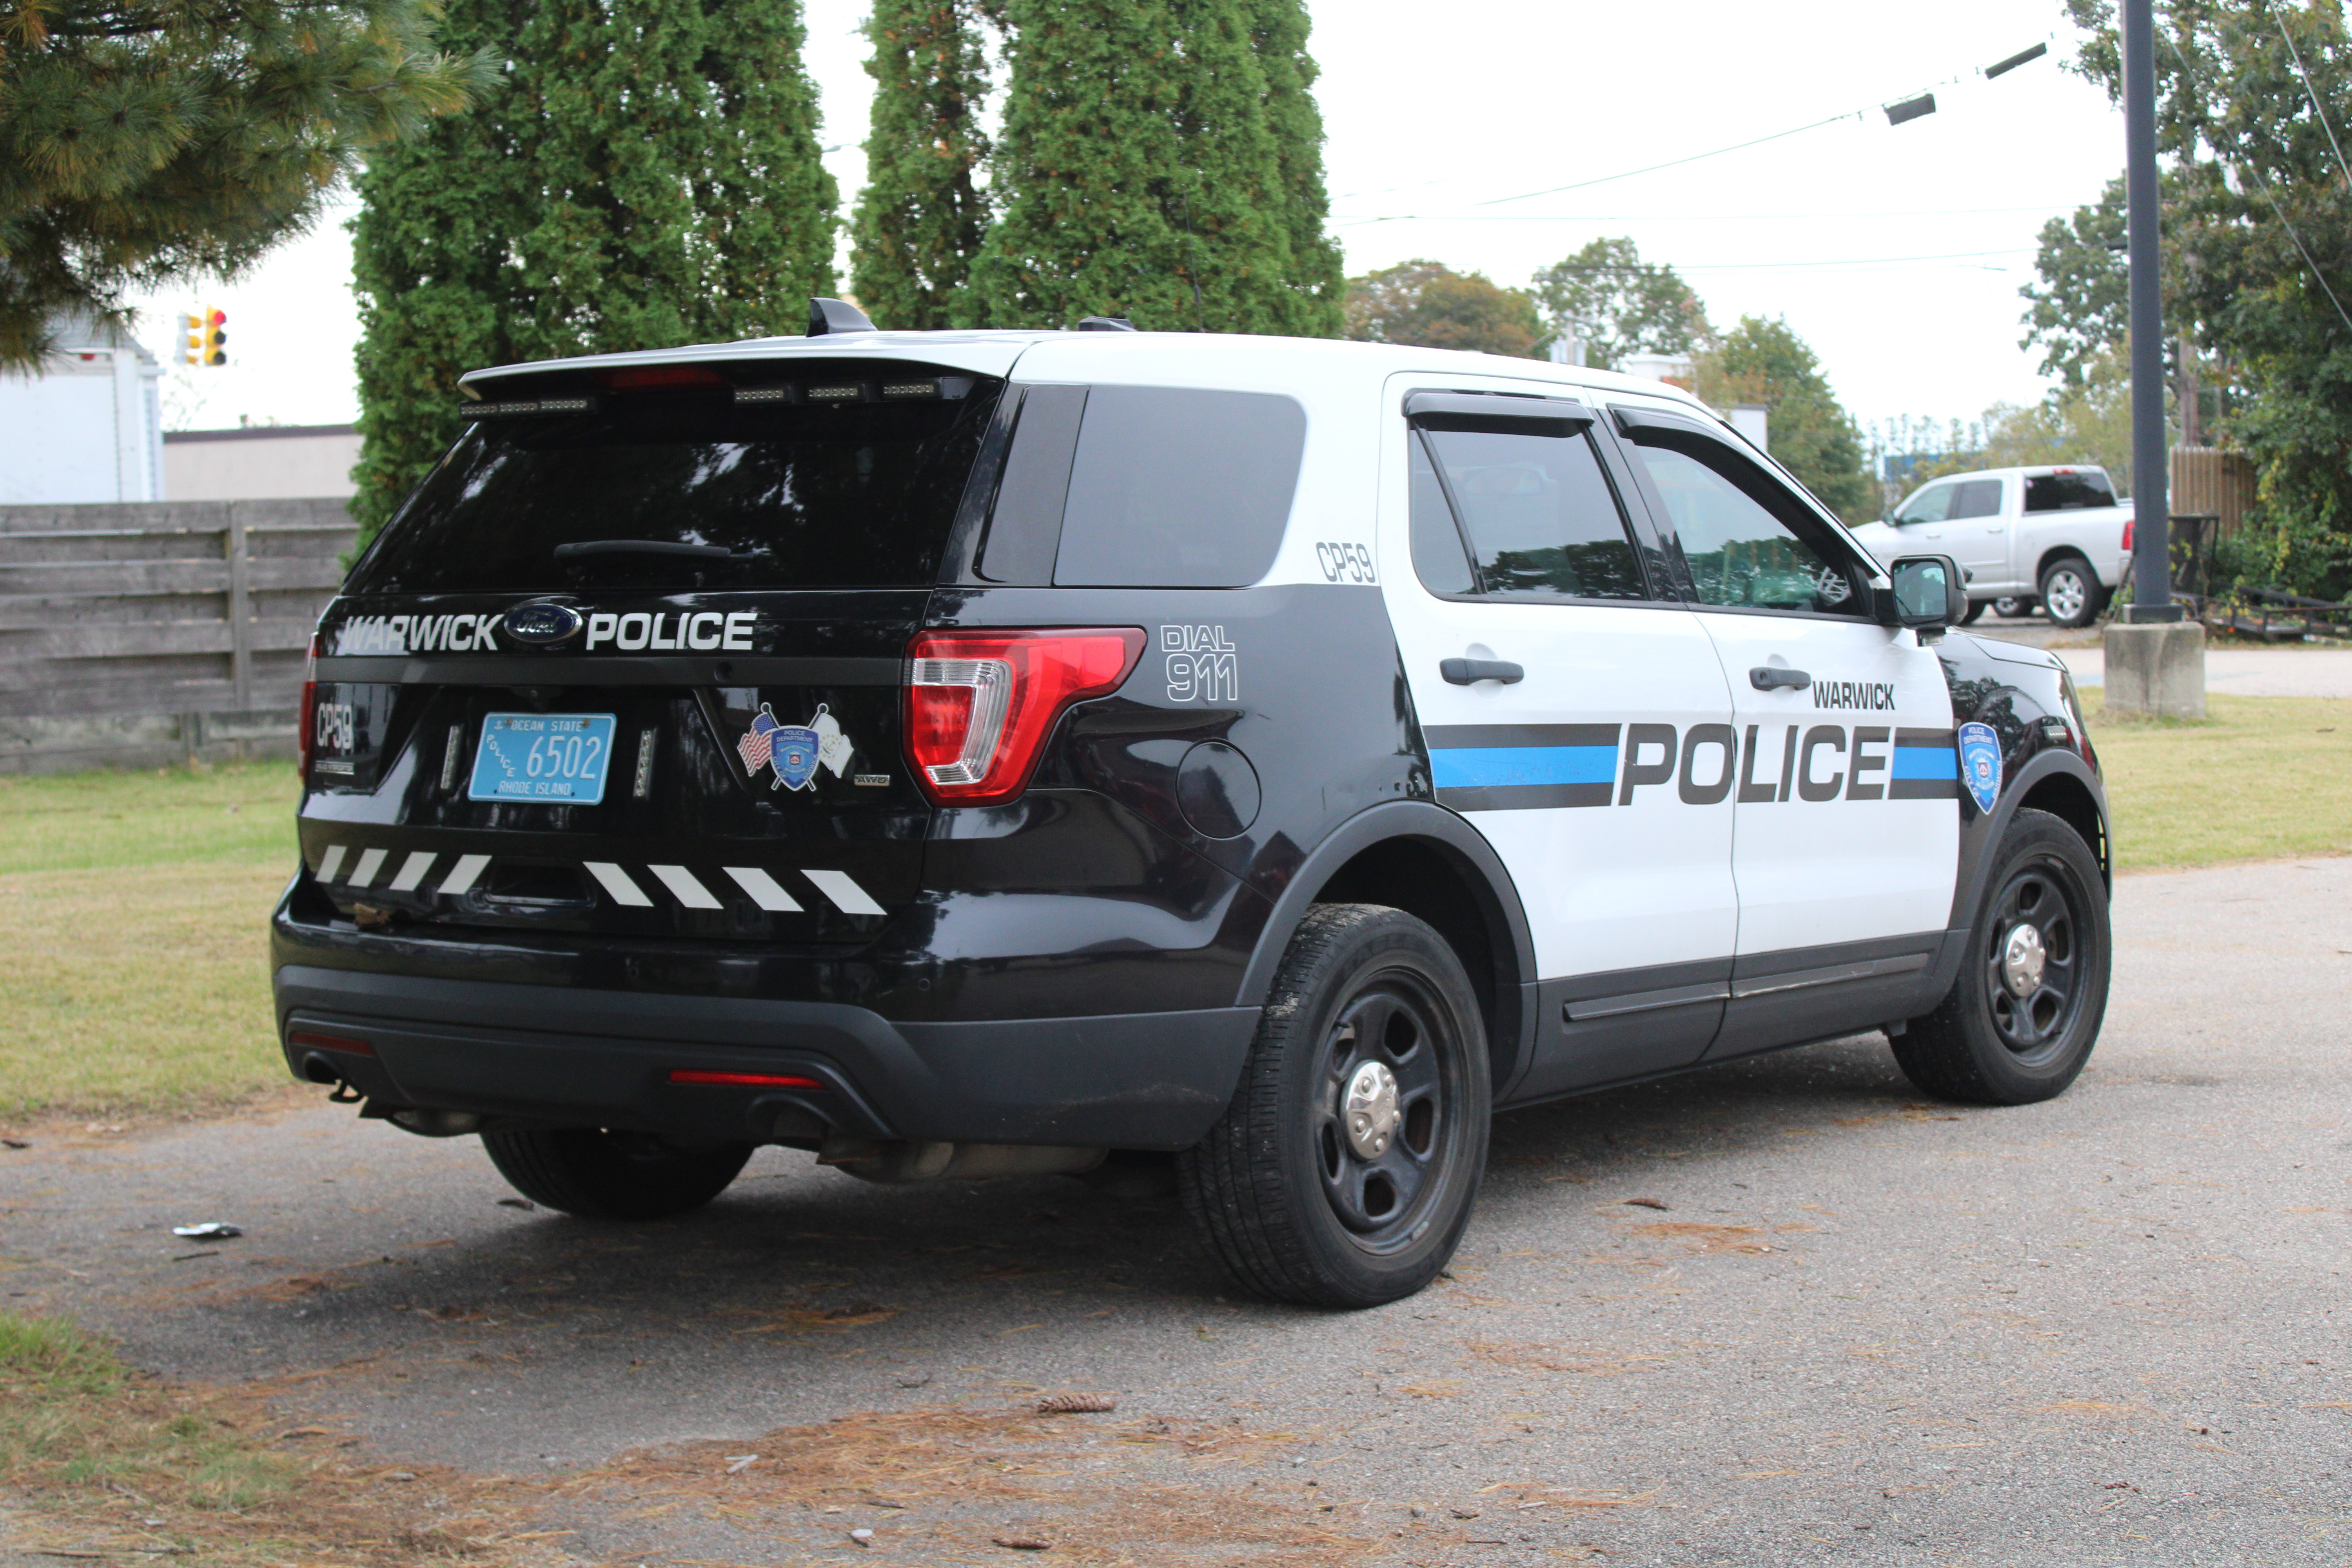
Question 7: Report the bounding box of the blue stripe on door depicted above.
[1430,745,1620,791]
[1889,746,1958,780]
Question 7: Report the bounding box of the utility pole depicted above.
[2104,0,2206,713]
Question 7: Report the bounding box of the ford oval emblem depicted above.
[501,602,584,646]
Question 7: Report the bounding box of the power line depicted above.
[1469,109,1873,208]
[2274,16,2352,191]
[1530,247,2033,273]
[1332,202,2083,228]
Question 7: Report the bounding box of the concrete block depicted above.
[2102,620,2207,718]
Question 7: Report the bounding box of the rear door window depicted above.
[347,372,1003,593]
[1410,425,1648,600]
[1050,387,1306,588]
[2025,471,2117,511]
[1949,478,2004,518]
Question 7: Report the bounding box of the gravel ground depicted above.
[4,857,2348,1565]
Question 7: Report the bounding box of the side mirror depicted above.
[1878,554,1968,640]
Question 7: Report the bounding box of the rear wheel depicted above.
[2038,557,2105,629]
[1179,904,1489,1308]
[1891,809,2109,1104]
[481,1128,753,1220]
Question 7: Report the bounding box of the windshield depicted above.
[349,376,1004,593]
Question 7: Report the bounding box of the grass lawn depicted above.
[2090,693,2352,871]
[0,764,298,1122]
[0,699,2343,1122]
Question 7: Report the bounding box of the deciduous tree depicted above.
[1530,236,1711,370]
[1694,315,1873,524]
[1343,259,1541,357]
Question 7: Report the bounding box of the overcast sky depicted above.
[132,0,2125,445]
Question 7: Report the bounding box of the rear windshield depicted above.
[2025,471,2115,512]
[348,376,1003,593]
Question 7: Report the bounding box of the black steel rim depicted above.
[1312,967,1462,1251]
[1982,857,2087,1061]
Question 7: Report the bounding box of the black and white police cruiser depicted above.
[278,300,2111,1308]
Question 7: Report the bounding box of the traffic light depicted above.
[201,307,227,367]
[179,312,203,366]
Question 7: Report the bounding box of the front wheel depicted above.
[1993,596,2034,619]
[1179,904,1490,1308]
[1890,809,2110,1104]
[2038,557,2106,629]
[482,1128,753,1219]
[1960,597,1989,625]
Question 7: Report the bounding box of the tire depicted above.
[1960,597,1989,625]
[1178,904,1490,1308]
[2038,557,2105,629]
[1993,596,2034,619]
[481,1128,753,1220]
[1891,809,2110,1105]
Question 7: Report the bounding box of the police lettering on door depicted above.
[1423,721,1962,813]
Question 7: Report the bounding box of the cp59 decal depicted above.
[1314,541,1377,584]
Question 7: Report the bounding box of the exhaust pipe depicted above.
[818,1137,1105,1185]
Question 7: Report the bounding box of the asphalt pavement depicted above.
[4,857,2349,1566]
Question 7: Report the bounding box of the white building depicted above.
[0,318,166,503]
[164,423,361,500]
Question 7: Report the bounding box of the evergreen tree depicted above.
[349,0,835,537]
[850,0,999,330]
[0,0,490,370]
[1243,0,1343,336]
[967,0,1302,333]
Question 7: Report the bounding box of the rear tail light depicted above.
[289,1030,374,1056]
[2121,517,2134,552]
[904,628,1146,806]
[297,632,320,781]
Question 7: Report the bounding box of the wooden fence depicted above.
[0,499,356,774]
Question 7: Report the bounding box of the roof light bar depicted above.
[732,376,974,408]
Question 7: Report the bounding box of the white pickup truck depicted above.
[1849,465,2134,628]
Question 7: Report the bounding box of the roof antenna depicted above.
[806,297,877,336]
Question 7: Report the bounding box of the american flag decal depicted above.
[737,704,780,775]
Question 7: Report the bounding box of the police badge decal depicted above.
[1957,720,2002,814]
[736,703,855,792]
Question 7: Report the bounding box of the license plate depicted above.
[469,712,618,804]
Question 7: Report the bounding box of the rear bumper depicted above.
[272,964,1258,1151]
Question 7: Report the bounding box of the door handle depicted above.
[1441,657,1524,685]
[1750,666,1811,691]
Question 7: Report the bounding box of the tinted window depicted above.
[1052,387,1306,587]
[1893,483,1955,525]
[1949,478,2004,518]
[1416,425,1646,599]
[1633,444,1866,615]
[2025,471,2117,512]
[1409,433,1476,595]
[349,381,1002,593]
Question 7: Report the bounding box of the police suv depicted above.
[276,301,2112,1308]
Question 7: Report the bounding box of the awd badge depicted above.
[737,702,853,792]
[1957,721,2002,814]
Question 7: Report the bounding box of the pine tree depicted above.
[348,0,836,537]
[967,0,1301,334]
[850,0,999,330]
[0,0,490,370]
[1243,0,1343,336]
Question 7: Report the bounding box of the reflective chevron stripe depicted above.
[583,861,653,907]
[724,867,802,912]
[304,848,884,916]
[387,851,437,892]
[803,868,886,916]
[647,864,722,910]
